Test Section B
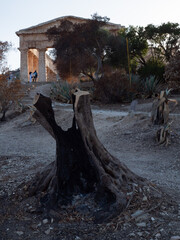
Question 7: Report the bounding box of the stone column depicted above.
[28,50,33,73]
[38,48,46,82]
[20,48,28,82]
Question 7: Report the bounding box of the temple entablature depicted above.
[16,16,123,82]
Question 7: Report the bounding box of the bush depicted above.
[93,69,136,103]
[138,58,165,82]
[50,80,80,103]
[0,72,23,121]
[164,51,180,92]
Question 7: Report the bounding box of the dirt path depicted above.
[0,84,180,239]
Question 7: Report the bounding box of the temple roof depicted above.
[16,15,123,35]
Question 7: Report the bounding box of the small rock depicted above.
[75,236,81,240]
[132,210,149,222]
[151,217,155,221]
[44,229,50,235]
[136,222,146,227]
[170,236,180,240]
[27,206,36,213]
[31,222,41,230]
[16,231,23,236]
[160,211,168,216]
[136,213,149,222]
[37,222,42,227]
[130,100,138,112]
[131,210,144,218]
[137,232,143,236]
[129,233,135,237]
[142,196,147,201]
[155,233,161,238]
[127,192,133,196]
[43,218,48,224]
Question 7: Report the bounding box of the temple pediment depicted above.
[16,15,122,35]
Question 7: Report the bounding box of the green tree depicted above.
[120,26,148,67]
[145,22,180,62]
[47,15,108,81]
[105,33,128,69]
[119,22,180,70]
[0,41,11,72]
[47,14,128,82]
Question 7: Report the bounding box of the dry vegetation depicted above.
[0,73,24,121]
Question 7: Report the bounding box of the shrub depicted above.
[138,58,165,82]
[93,69,136,103]
[0,72,23,121]
[164,51,180,92]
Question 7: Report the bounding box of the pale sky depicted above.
[0,0,180,70]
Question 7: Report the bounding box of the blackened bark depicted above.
[0,109,6,121]
[27,90,146,222]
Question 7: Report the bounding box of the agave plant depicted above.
[143,76,163,98]
[50,80,80,103]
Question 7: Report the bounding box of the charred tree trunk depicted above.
[0,109,6,121]
[151,90,177,125]
[27,90,146,222]
[151,91,169,125]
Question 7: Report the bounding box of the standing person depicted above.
[29,72,33,83]
[33,70,38,82]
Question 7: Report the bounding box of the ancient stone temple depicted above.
[16,16,122,82]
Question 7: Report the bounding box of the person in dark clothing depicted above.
[33,70,38,82]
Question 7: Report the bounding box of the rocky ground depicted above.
[0,83,180,240]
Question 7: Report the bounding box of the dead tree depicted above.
[27,89,147,222]
[151,90,177,146]
[151,90,177,125]
[156,123,172,146]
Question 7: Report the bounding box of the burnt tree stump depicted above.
[26,89,147,222]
